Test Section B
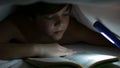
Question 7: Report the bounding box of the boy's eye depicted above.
[45,16,55,20]
[63,13,69,16]
[46,17,53,20]
[63,11,70,16]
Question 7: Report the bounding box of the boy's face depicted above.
[35,5,70,41]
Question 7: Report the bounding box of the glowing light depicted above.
[100,32,115,44]
[85,54,116,61]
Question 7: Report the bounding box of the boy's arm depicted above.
[0,43,76,60]
[0,44,37,60]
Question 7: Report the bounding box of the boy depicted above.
[0,2,112,60]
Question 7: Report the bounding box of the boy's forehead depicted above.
[59,5,69,11]
[63,5,70,11]
[50,5,69,15]
[35,3,69,15]
[39,4,68,17]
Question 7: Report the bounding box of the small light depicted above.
[100,32,115,44]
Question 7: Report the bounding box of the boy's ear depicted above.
[13,16,34,26]
[28,16,36,24]
[11,15,37,32]
[28,17,33,22]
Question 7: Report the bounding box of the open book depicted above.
[24,53,119,68]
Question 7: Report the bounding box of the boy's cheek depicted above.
[63,16,69,23]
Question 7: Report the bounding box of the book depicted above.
[24,53,119,68]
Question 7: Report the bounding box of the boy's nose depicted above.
[54,15,62,26]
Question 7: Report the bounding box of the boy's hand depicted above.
[34,43,77,57]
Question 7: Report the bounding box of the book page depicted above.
[25,53,118,68]
[65,53,119,68]
[25,57,83,68]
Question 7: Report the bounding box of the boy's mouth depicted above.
[54,30,64,34]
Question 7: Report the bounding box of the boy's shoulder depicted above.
[0,20,24,43]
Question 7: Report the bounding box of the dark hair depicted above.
[13,2,68,16]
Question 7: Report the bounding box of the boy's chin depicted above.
[51,32,64,41]
[53,36,63,41]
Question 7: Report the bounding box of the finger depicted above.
[59,50,77,57]
[58,46,69,52]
